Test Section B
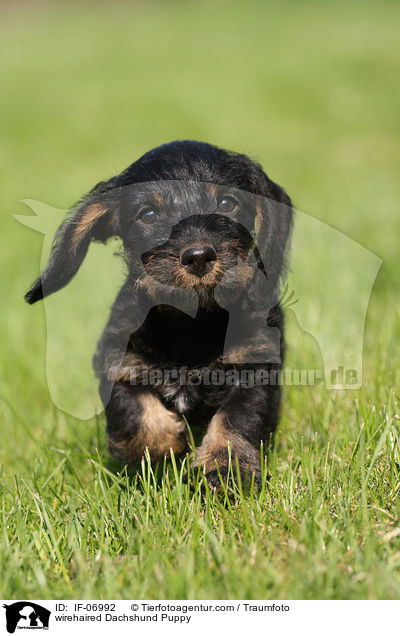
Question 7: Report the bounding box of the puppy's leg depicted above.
[102,381,188,464]
[194,385,280,487]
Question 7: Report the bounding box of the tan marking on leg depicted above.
[194,412,260,473]
[106,352,151,383]
[71,203,108,250]
[109,394,187,464]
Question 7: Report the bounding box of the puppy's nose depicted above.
[180,245,217,276]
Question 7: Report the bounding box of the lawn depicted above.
[0,0,399,599]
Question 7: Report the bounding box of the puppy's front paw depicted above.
[189,412,262,489]
[206,462,262,489]
[191,449,261,489]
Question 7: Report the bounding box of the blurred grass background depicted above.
[0,0,399,599]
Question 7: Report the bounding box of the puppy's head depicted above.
[25,141,292,308]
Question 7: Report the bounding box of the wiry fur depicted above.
[25,140,293,485]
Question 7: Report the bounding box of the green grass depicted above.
[1,0,400,599]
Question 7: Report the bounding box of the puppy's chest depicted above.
[132,305,229,366]
[130,305,231,413]
[156,364,230,415]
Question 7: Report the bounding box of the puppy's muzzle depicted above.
[179,245,217,277]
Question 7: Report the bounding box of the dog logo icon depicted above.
[2,602,51,633]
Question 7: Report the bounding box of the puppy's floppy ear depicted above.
[254,171,293,291]
[226,152,293,285]
[25,181,120,304]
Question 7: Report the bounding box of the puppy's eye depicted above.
[139,209,158,224]
[217,196,238,214]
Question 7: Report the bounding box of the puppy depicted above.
[26,140,293,486]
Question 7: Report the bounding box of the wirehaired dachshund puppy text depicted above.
[26,140,293,486]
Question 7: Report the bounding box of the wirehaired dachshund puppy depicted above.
[26,140,293,486]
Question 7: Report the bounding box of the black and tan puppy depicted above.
[25,140,293,486]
